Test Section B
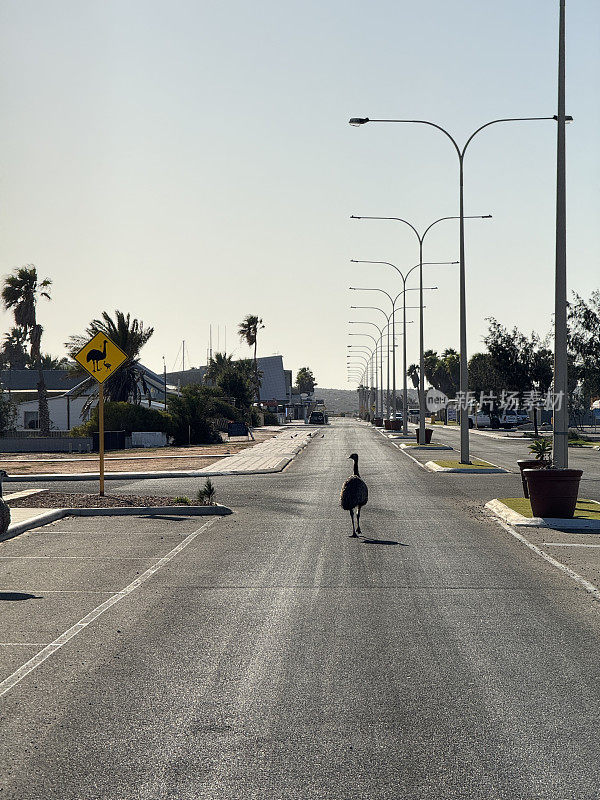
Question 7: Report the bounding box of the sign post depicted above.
[74,333,128,497]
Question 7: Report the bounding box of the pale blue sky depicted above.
[0,1,598,388]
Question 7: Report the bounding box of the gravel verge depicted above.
[8,492,201,509]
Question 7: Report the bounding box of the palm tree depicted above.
[238,314,264,402]
[1,266,52,433]
[1,327,30,369]
[407,364,419,389]
[203,352,233,385]
[66,310,154,414]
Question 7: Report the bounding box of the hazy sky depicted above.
[1,0,598,388]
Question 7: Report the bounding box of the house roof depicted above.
[0,369,80,392]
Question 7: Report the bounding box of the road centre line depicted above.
[0,556,158,560]
[493,517,600,602]
[0,517,218,698]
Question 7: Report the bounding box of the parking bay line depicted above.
[542,543,600,548]
[0,517,218,698]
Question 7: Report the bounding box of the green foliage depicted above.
[0,328,29,369]
[70,402,170,437]
[0,389,17,432]
[196,478,216,505]
[66,310,154,413]
[1,265,53,434]
[216,361,255,408]
[173,496,191,505]
[296,367,317,394]
[483,318,553,400]
[528,438,552,462]
[568,291,600,406]
[167,384,240,445]
[423,349,460,398]
[249,406,263,426]
[263,411,279,425]
[238,315,264,401]
[407,364,419,389]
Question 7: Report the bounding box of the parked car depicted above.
[309,410,327,424]
[468,411,495,429]
[515,409,530,426]
[497,410,519,428]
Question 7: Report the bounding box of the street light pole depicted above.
[352,216,488,445]
[350,113,565,462]
[554,0,568,468]
[349,322,385,417]
[350,283,437,431]
[351,259,457,434]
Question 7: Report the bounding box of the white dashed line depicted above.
[0,517,218,698]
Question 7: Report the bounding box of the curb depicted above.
[425,460,507,474]
[1,504,232,542]
[485,498,600,530]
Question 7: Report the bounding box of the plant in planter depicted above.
[517,438,552,498]
[523,439,584,519]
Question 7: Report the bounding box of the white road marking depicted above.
[0,556,156,560]
[0,643,49,647]
[493,517,600,602]
[542,543,600,548]
[0,517,217,698]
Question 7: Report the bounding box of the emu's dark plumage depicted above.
[340,453,368,536]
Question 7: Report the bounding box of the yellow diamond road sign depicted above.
[74,333,128,384]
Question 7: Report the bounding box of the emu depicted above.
[340,453,368,537]
[86,340,108,372]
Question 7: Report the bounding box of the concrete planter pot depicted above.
[385,419,403,431]
[416,428,433,445]
[524,468,584,518]
[517,459,546,498]
[373,417,384,427]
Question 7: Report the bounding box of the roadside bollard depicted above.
[0,470,11,535]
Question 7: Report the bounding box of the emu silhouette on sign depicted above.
[86,340,108,372]
[340,453,368,537]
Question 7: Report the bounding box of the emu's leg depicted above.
[349,509,357,537]
[356,505,362,535]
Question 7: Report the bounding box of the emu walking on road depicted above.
[340,453,368,537]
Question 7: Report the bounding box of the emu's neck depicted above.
[353,458,359,476]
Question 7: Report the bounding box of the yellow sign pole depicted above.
[99,384,105,497]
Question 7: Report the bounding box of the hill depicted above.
[313,387,418,415]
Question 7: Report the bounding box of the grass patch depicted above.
[499,497,600,520]
[433,458,496,469]
[568,439,596,448]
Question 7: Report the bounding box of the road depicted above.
[420,424,600,504]
[2,419,600,798]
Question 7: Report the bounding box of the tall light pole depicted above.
[349,335,379,416]
[349,324,384,416]
[350,285,435,425]
[348,342,377,414]
[554,0,568,468]
[351,215,489,447]
[350,113,567,462]
[350,305,391,418]
[351,258,457,435]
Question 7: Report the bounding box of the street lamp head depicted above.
[553,115,573,123]
[349,118,369,126]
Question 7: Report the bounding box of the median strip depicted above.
[486,497,600,530]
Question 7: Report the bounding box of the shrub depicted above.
[70,402,170,437]
[263,411,279,425]
[196,478,216,505]
[528,437,552,462]
[173,496,191,505]
[168,384,240,446]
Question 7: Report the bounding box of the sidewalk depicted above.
[4,425,320,482]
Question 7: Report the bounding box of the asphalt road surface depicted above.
[2,419,600,799]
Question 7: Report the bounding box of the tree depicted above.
[1,265,52,433]
[216,362,255,409]
[407,364,419,389]
[238,315,264,402]
[0,388,16,432]
[468,352,503,402]
[167,384,240,445]
[204,352,234,385]
[0,327,29,369]
[296,367,317,394]
[66,310,154,415]
[568,290,600,407]
[423,349,460,398]
[39,353,71,369]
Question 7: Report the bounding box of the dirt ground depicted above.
[0,428,279,475]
